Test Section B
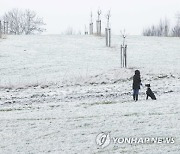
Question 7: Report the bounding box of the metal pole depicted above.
[96,20,98,35]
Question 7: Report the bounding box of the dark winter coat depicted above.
[133,74,141,89]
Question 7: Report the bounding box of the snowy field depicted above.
[0,35,180,154]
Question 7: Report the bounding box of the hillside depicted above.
[0,35,180,153]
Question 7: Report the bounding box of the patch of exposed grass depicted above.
[89,101,116,106]
[123,113,139,117]
[149,112,163,116]
[0,108,23,112]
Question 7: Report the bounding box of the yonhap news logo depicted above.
[96,132,111,148]
[96,132,175,148]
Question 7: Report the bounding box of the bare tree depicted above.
[3,8,46,35]
[164,18,170,37]
[171,13,180,37]
[106,10,111,28]
[24,9,45,35]
[65,27,75,35]
[97,9,102,21]
[157,18,169,36]
[3,9,22,34]
[143,18,170,37]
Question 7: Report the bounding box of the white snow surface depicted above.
[0,35,180,154]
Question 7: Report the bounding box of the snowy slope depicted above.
[0,35,180,154]
[0,35,180,87]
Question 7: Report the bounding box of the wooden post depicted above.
[120,44,127,68]
[3,21,6,34]
[120,31,127,68]
[125,45,127,67]
[92,23,93,34]
[109,28,111,47]
[105,28,111,47]
[99,20,101,35]
[0,20,2,38]
[89,23,93,34]
[121,45,122,67]
[123,46,124,67]
[84,25,88,35]
[89,12,93,35]
[6,22,8,34]
[105,11,111,47]
[96,20,101,35]
[105,28,107,46]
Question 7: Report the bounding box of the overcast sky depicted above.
[1,0,180,35]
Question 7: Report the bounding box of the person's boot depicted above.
[133,94,136,101]
[135,95,138,101]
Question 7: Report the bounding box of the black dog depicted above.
[145,84,156,100]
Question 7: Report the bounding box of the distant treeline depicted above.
[143,13,180,37]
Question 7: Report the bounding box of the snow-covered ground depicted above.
[0,35,180,154]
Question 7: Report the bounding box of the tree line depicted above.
[143,13,180,37]
[0,8,46,35]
